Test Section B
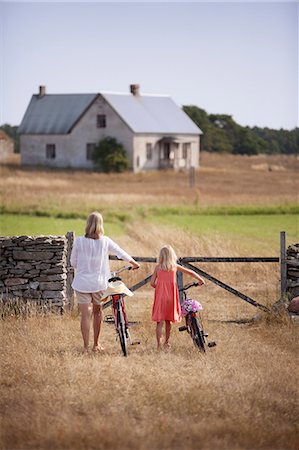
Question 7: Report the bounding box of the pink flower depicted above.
[181,298,203,317]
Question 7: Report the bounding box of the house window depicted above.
[97,114,106,128]
[182,143,191,159]
[86,143,95,160]
[146,143,152,160]
[46,144,56,159]
[136,156,140,168]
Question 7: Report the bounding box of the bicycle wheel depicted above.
[117,307,127,357]
[191,316,206,352]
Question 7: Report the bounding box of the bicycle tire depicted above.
[191,316,206,352]
[117,308,127,357]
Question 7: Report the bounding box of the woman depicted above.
[71,211,139,353]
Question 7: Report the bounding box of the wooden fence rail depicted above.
[180,261,269,312]
[106,232,287,313]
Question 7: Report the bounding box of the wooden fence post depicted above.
[66,231,75,309]
[280,231,287,298]
[189,166,195,188]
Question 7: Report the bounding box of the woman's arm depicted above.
[129,259,140,270]
[150,266,158,288]
[176,264,205,285]
[107,237,140,270]
[70,238,78,268]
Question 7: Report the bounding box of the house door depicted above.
[159,143,175,169]
[162,143,170,160]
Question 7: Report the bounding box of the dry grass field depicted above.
[1,153,299,449]
[1,226,299,450]
[1,153,298,217]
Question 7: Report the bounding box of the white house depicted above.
[18,85,202,172]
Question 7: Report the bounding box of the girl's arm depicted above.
[150,266,158,288]
[176,264,205,285]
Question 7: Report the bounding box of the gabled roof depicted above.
[101,93,201,134]
[18,91,202,135]
[18,94,97,134]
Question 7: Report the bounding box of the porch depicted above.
[158,136,190,170]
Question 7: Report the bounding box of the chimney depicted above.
[130,84,140,96]
[39,85,46,97]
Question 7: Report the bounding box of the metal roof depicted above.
[18,91,202,135]
[101,93,202,134]
[18,94,97,134]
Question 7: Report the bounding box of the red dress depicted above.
[152,269,181,322]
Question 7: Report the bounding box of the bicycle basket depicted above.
[181,299,203,317]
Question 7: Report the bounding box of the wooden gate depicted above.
[102,231,288,312]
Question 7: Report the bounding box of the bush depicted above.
[92,137,129,173]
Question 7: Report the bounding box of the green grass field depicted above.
[150,213,298,251]
[0,214,124,237]
[1,212,297,253]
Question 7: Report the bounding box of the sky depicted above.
[0,1,298,130]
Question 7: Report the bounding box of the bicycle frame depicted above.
[111,294,128,327]
[107,266,134,356]
[179,282,215,352]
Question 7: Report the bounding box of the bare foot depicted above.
[92,345,105,353]
[164,342,171,348]
[82,348,89,354]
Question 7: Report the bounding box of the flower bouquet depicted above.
[181,298,203,317]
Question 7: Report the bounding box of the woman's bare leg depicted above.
[79,303,91,352]
[92,303,103,351]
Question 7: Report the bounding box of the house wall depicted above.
[20,96,134,169]
[70,95,134,169]
[133,134,200,172]
[20,134,68,167]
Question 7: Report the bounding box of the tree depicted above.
[183,105,299,155]
[233,128,259,155]
[92,137,129,173]
[183,106,214,151]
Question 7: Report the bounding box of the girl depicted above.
[71,211,139,353]
[150,245,205,349]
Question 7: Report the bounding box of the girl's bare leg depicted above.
[156,321,163,348]
[92,303,103,351]
[79,303,91,352]
[165,321,172,346]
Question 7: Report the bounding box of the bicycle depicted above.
[102,265,139,357]
[179,282,216,352]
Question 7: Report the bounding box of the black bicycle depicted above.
[103,266,138,357]
[179,282,216,352]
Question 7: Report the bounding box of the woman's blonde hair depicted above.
[158,245,178,271]
[85,211,104,239]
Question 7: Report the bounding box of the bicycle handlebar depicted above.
[110,265,132,278]
[179,282,199,292]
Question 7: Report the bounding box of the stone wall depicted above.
[286,243,299,300]
[0,234,74,307]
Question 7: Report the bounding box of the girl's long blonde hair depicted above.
[158,245,178,271]
[85,211,104,239]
